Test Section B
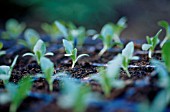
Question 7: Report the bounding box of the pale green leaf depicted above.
[142,44,152,51]
[55,21,68,37]
[122,41,134,59]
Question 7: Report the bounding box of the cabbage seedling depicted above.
[158,21,170,47]
[122,42,139,77]
[55,21,87,47]
[93,24,116,56]
[58,78,91,112]
[41,22,60,39]
[23,39,54,65]
[40,57,54,91]
[18,28,40,50]
[0,55,18,84]
[6,76,33,112]
[91,54,125,96]
[93,17,126,56]
[63,39,89,68]
[0,42,6,56]
[142,30,162,58]
[112,17,127,44]
[1,19,26,40]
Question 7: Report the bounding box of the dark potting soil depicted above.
[0,37,165,112]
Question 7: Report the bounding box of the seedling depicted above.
[0,42,6,56]
[93,17,126,56]
[63,39,89,68]
[23,39,54,65]
[91,54,125,96]
[55,21,87,47]
[6,76,33,112]
[58,78,91,112]
[18,28,40,50]
[0,55,18,84]
[158,21,170,47]
[40,57,54,91]
[139,59,170,112]
[122,42,139,77]
[1,19,26,39]
[142,30,161,58]
[112,17,127,44]
[41,22,60,39]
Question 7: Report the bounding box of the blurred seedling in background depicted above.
[18,28,40,50]
[0,55,18,84]
[0,42,6,56]
[158,21,170,47]
[23,39,53,65]
[55,21,87,47]
[1,19,26,40]
[58,78,94,112]
[63,39,89,68]
[40,57,54,91]
[5,76,32,112]
[91,54,125,97]
[93,17,126,56]
[41,22,61,40]
[142,30,161,58]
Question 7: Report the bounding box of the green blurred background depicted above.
[1,0,170,39]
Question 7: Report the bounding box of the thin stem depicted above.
[71,61,76,68]
[125,69,131,77]
[49,83,53,92]
[160,37,168,48]
[98,46,107,57]
[148,49,152,59]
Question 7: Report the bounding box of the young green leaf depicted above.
[162,40,170,72]
[41,22,60,39]
[23,39,53,65]
[58,78,91,112]
[55,21,68,37]
[122,42,139,77]
[0,55,18,84]
[6,76,33,112]
[158,21,170,47]
[63,39,89,68]
[2,19,26,39]
[40,57,54,91]
[0,42,6,56]
[142,30,162,58]
[91,54,124,96]
[18,28,40,50]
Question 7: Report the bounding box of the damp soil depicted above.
[0,37,165,112]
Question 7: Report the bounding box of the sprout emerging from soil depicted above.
[0,55,18,84]
[158,21,170,47]
[142,29,161,58]
[40,57,54,91]
[55,21,87,47]
[6,76,32,112]
[18,28,40,50]
[41,22,61,39]
[91,54,125,96]
[122,42,139,77]
[63,39,89,68]
[23,39,54,65]
[93,17,126,56]
[1,19,26,40]
[0,42,6,56]
[58,78,93,112]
